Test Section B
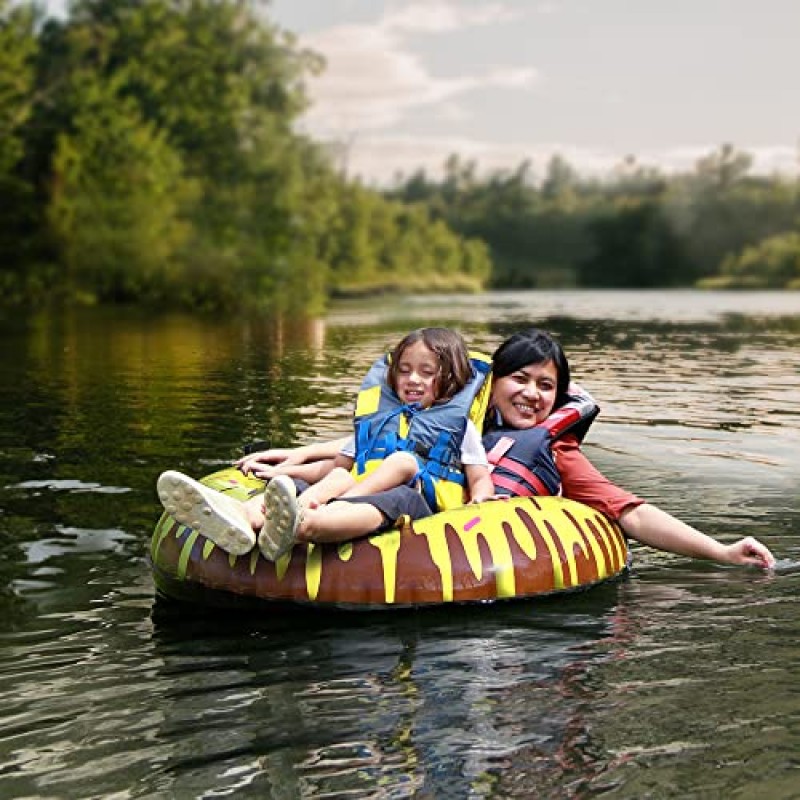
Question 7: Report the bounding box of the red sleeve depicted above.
[552,436,644,521]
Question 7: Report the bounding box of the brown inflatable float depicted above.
[150,467,629,609]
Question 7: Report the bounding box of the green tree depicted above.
[0,0,36,175]
[47,74,195,302]
[0,0,44,302]
[703,232,800,289]
[579,200,694,287]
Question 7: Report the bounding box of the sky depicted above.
[269,0,799,184]
[44,0,799,185]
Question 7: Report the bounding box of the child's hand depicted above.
[469,492,498,504]
[236,449,304,476]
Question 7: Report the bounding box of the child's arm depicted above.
[237,437,349,479]
[465,463,495,504]
[461,421,495,502]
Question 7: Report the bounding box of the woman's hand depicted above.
[722,537,776,569]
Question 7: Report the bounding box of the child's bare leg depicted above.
[243,494,265,530]
[296,501,385,544]
[298,467,357,506]
[258,457,415,560]
[341,452,418,497]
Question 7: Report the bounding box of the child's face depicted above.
[491,359,558,428]
[394,341,440,408]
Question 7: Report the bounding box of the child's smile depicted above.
[394,341,440,408]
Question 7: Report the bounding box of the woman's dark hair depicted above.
[387,327,472,401]
[491,328,571,407]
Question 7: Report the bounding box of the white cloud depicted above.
[382,1,522,33]
[436,102,471,123]
[298,1,537,136]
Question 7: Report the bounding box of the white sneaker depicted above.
[157,470,256,556]
[258,475,301,561]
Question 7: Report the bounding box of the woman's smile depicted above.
[491,359,558,428]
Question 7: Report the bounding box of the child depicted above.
[157,327,494,559]
[258,328,495,559]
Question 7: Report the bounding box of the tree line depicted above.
[388,148,800,291]
[2,0,798,315]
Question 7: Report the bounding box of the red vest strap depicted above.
[491,462,552,496]
[492,473,551,497]
[487,436,515,469]
[487,433,554,496]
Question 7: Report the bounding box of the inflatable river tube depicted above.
[149,467,629,610]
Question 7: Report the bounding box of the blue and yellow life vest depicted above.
[484,385,599,498]
[352,352,492,511]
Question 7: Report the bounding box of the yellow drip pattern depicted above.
[558,520,590,587]
[369,531,402,603]
[482,526,516,597]
[591,524,613,576]
[508,517,537,561]
[417,526,454,602]
[459,521,517,598]
[177,530,200,579]
[533,522,565,589]
[305,543,322,600]
[275,551,291,580]
[458,527,485,580]
[572,518,603,573]
[337,542,353,561]
[151,514,174,560]
[202,540,214,560]
[601,519,625,570]
[249,549,259,576]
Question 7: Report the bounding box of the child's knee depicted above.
[386,451,418,478]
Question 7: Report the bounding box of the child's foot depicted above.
[258,475,303,561]
[157,470,256,555]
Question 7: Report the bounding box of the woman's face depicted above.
[491,359,558,428]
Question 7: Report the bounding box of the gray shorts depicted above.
[339,486,434,531]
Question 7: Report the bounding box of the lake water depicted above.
[1,290,799,798]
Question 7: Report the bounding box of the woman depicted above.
[236,328,775,569]
[481,329,774,568]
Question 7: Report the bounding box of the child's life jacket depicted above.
[350,352,493,511]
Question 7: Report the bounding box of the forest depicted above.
[1,0,798,315]
[390,150,800,291]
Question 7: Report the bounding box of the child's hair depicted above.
[387,327,472,402]
[491,328,571,407]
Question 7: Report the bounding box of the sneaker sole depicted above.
[258,476,299,560]
[157,470,255,556]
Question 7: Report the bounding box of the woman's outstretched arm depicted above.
[554,437,775,569]
[619,503,775,569]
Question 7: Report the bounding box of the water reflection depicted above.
[144,592,633,798]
